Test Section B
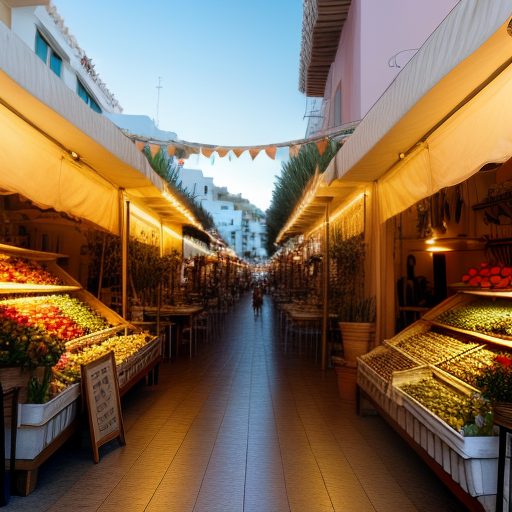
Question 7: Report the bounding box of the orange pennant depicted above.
[232,148,245,158]
[167,145,176,157]
[135,140,145,152]
[149,143,160,157]
[216,147,229,158]
[201,147,214,158]
[249,148,260,160]
[316,138,329,156]
[289,144,301,158]
[265,146,277,160]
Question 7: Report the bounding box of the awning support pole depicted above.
[321,199,331,371]
[120,190,129,321]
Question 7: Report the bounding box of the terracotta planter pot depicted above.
[334,362,357,402]
[339,322,375,363]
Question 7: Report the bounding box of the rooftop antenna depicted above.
[156,76,163,127]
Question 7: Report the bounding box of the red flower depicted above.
[495,354,512,368]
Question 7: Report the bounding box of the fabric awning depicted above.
[0,21,200,233]
[330,0,512,220]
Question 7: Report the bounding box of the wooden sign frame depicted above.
[81,351,126,463]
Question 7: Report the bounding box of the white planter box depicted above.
[6,397,78,460]
[17,383,80,427]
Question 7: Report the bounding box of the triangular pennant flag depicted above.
[316,138,329,156]
[149,144,160,157]
[201,147,214,158]
[289,144,301,158]
[135,140,146,152]
[249,148,260,160]
[232,148,245,158]
[265,146,277,160]
[167,145,176,157]
[216,147,229,158]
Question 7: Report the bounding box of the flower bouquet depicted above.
[476,353,512,429]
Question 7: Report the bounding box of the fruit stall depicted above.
[0,243,161,495]
[357,284,512,512]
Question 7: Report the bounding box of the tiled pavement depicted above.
[6,294,466,511]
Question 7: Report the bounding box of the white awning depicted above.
[329,0,512,221]
[0,21,200,233]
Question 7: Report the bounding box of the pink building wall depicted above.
[322,0,459,129]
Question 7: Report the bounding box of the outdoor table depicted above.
[284,308,323,357]
[144,305,204,358]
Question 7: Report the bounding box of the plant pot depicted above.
[339,322,375,363]
[334,361,357,402]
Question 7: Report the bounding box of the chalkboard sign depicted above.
[81,351,125,463]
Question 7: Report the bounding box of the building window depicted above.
[204,185,208,195]
[333,84,342,127]
[35,31,62,77]
[221,205,229,210]
[77,80,102,113]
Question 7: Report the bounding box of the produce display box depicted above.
[385,326,480,366]
[357,345,420,396]
[0,244,80,294]
[118,336,161,393]
[391,366,496,459]
[425,290,512,349]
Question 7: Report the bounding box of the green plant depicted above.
[476,353,512,403]
[144,147,215,231]
[339,296,376,323]
[266,140,339,255]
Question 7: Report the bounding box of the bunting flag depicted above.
[149,143,160,157]
[265,146,277,160]
[201,147,214,158]
[289,144,301,158]
[129,125,356,165]
[316,138,329,156]
[249,148,260,160]
[216,147,229,158]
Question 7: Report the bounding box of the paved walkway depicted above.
[7,293,465,511]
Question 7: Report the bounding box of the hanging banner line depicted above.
[124,121,358,161]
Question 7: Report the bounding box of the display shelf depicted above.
[357,289,512,511]
[0,244,160,496]
[0,243,68,261]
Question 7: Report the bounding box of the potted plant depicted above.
[476,353,512,429]
[338,296,376,363]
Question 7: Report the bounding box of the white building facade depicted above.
[177,166,267,261]
[1,1,121,115]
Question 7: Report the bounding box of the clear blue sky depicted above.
[52,0,309,210]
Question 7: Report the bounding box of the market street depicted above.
[6,294,464,512]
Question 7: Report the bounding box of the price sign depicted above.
[81,351,125,463]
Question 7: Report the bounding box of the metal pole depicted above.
[321,200,331,371]
[121,191,129,321]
